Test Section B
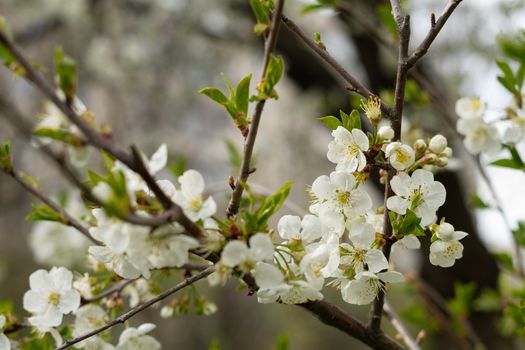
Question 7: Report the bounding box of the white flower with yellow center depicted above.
[457,118,500,155]
[73,305,114,349]
[327,126,369,173]
[170,169,216,222]
[455,97,485,119]
[23,267,80,330]
[309,171,372,221]
[384,142,415,170]
[429,222,467,268]
[116,323,161,350]
[341,269,404,305]
[386,169,446,226]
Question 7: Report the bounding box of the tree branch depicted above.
[226,0,286,218]
[56,266,215,350]
[405,0,463,69]
[280,14,392,118]
[384,300,421,350]
[0,168,101,245]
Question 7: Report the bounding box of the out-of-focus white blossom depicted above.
[455,97,485,119]
[0,315,10,350]
[116,323,161,350]
[73,305,114,349]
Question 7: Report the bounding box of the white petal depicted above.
[365,249,389,273]
[179,169,205,198]
[29,270,53,293]
[277,215,301,240]
[301,215,322,242]
[352,128,370,150]
[378,271,405,283]
[390,173,411,197]
[23,290,47,314]
[252,262,284,289]
[58,290,81,314]
[148,144,167,174]
[50,267,73,293]
[341,278,377,305]
[386,196,409,215]
[248,233,274,261]
[221,241,249,267]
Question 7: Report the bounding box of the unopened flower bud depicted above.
[435,157,448,167]
[426,154,438,164]
[414,139,427,158]
[429,134,448,154]
[441,147,453,158]
[378,126,394,140]
[437,222,455,240]
[160,305,174,319]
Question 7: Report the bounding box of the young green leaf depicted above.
[26,204,63,223]
[235,73,252,115]
[319,115,343,130]
[54,47,77,102]
[33,128,84,146]
[0,142,12,172]
[198,87,229,105]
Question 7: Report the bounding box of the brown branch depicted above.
[0,168,101,245]
[384,300,421,350]
[226,0,286,218]
[281,14,392,119]
[369,13,411,335]
[301,300,403,350]
[405,0,463,69]
[56,266,215,350]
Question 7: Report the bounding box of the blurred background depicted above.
[1,0,525,349]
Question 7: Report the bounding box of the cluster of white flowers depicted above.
[455,97,501,155]
[89,145,211,279]
[210,101,465,305]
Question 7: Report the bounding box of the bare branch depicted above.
[0,168,101,245]
[280,14,392,118]
[57,266,215,350]
[405,0,463,69]
[226,0,286,218]
[389,0,405,28]
[384,300,421,350]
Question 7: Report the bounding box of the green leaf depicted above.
[512,221,525,246]
[497,76,515,93]
[208,339,221,350]
[474,289,500,312]
[448,282,477,319]
[341,109,361,130]
[54,47,77,101]
[26,204,63,222]
[254,181,292,230]
[490,158,523,169]
[235,73,252,115]
[496,60,515,85]
[249,0,270,24]
[261,55,284,99]
[168,158,187,177]
[493,251,514,270]
[198,87,229,105]
[376,4,398,39]
[397,210,425,237]
[225,139,242,170]
[470,192,489,209]
[0,141,12,172]
[275,333,289,350]
[319,115,343,130]
[33,128,84,146]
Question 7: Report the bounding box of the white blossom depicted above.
[220,233,274,270]
[378,126,394,140]
[0,315,10,350]
[429,222,468,268]
[327,126,369,173]
[457,118,500,155]
[88,209,151,279]
[341,270,404,305]
[73,305,114,349]
[455,97,485,119]
[23,267,80,330]
[300,234,340,289]
[277,214,322,244]
[385,142,415,171]
[310,171,372,220]
[146,224,199,269]
[503,114,525,144]
[171,169,217,222]
[116,323,161,350]
[386,169,446,226]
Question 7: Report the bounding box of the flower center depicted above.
[470,98,481,112]
[409,188,424,209]
[189,197,203,211]
[336,191,351,207]
[48,292,60,306]
[346,144,361,158]
[393,148,410,164]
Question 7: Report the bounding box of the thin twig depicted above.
[405,0,463,69]
[384,300,421,350]
[81,279,136,305]
[0,169,100,245]
[57,266,215,350]
[280,14,392,118]
[226,0,286,217]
